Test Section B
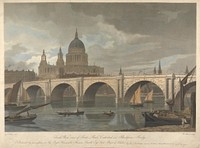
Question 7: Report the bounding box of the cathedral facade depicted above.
[38,30,104,80]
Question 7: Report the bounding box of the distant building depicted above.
[38,29,104,79]
[5,69,36,84]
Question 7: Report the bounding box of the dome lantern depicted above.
[68,29,85,53]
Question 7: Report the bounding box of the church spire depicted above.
[119,67,122,75]
[158,60,162,74]
[40,49,47,65]
[56,47,64,66]
[75,28,78,39]
[185,65,189,74]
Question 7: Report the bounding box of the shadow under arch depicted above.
[26,85,45,104]
[124,80,165,106]
[83,82,116,107]
[51,83,76,108]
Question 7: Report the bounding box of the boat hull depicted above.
[130,103,143,107]
[5,114,37,124]
[103,112,115,116]
[142,111,190,127]
[57,111,84,116]
[144,100,154,103]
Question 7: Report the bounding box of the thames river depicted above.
[5,95,169,132]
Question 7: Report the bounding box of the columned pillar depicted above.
[45,79,51,101]
[115,79,120,105]
[76,79,80,107]
[80,77,84,105]
[165,77,169,106]
[171,73,175,101]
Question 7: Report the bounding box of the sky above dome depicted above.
[4,3,196,75]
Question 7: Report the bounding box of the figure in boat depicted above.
[5,80,29,110]
[129,86,143,107]
[144,90,154,103]
[57,108,84,116]
[103,110,115,116]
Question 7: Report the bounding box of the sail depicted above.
[130,86,142,105]
[8,80,22,104]
[145,90,153,102]
[6,80,30,105]
[5,89,12,105]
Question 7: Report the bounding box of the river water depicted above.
[5,96,167,132]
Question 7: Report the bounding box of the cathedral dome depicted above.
[68,29,85,53]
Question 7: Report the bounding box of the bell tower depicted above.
[40,50,47,66]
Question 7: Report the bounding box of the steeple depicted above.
[39,49,47,66]
[185,65,189,74]
[75,28,78,39]
[56,47,64,66]
[41,49,46,61]
[119,67,122,75]
[158,60,162,74]
[58,47,63,57]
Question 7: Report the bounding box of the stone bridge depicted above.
[5,74,196,110]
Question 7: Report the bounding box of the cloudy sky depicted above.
[4,3,196,75]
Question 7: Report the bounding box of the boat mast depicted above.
[180,66,196,110]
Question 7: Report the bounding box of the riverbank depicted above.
[133,124,195,132]
[116,124,195,132]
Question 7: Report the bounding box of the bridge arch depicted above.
[26,85,45,103]
[124,80,165,105]
[51,83,76,101]
[83,82,116,106]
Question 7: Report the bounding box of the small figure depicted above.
[153,113,158,118]
[181,116,187,127]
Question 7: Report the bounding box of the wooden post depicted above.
[190,92,196,128]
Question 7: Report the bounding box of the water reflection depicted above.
[5,96,165,132]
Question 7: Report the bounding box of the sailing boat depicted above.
[144,90,154,103]
[130,86,143,107]
[5,102,50,124]
[142,66,196,127]
[5,80,28,110]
